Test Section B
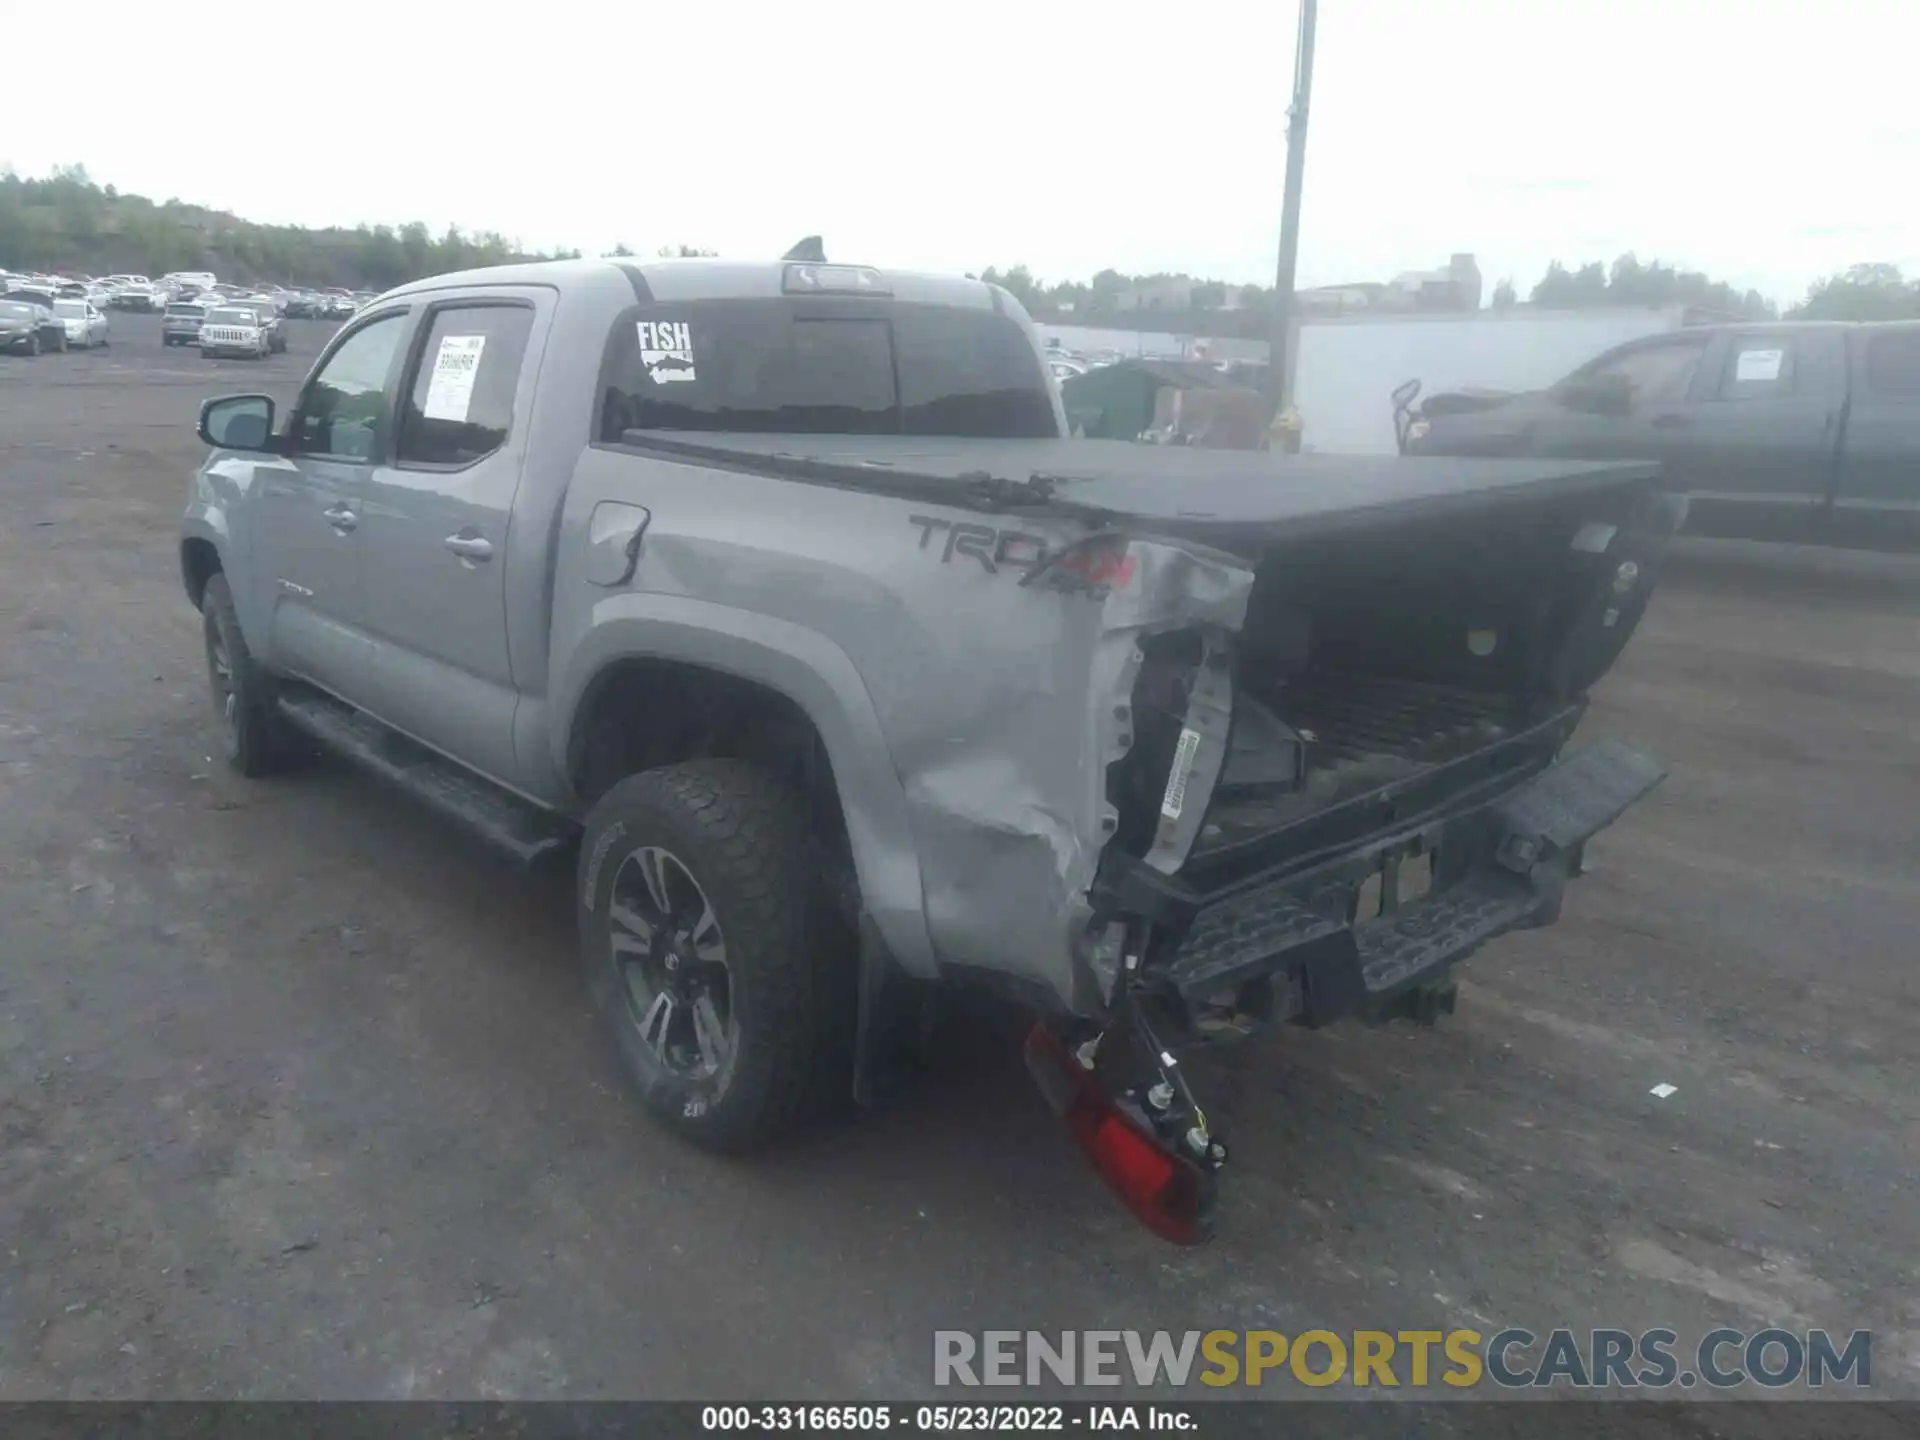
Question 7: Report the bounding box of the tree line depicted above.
[6,166,1915,325]
[983,256,1920,331]
[0,167,707,290]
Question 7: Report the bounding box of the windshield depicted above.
[208,308,257,325]
[599,300,1058,441]
[167,303,206,317]
[54,301,86,317]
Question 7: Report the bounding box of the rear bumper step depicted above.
[1150,738,1667,1022]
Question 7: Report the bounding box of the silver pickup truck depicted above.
[181,253,1675,1242]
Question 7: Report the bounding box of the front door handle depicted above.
[324,505,358,533]
[444,533,494,562]
[1651,412,1693,431]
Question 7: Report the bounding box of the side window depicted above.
[396,304,535,467]
[1585,339,1710,406]
[1864,331,1920,395]
[289,314,406,461]
[1714,337,1797,400]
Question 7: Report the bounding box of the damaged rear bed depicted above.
[619,430,1680,1240]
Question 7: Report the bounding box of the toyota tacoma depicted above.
[180,248,1675,1242]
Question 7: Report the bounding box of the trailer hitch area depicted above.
[1024,993,1225,1245]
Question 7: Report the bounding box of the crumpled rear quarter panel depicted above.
[553,449,1253,1012]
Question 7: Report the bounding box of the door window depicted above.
[1582,338,1710,407]
[288,313,407,461]
[396,304,536,468]
[1715,337,1798,400]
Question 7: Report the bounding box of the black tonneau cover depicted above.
[620,432,1659,541]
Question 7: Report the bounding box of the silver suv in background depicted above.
[162,300,210,347]
[199,305,274,359]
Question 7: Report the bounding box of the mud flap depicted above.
[852,912,929,1106]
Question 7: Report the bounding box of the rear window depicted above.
[598,300,1057,442]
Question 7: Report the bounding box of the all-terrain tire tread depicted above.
[583,759,851,1153]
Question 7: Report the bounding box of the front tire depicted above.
[200,572,299,777]
[26,333,40,356]
[578,760,853,1153]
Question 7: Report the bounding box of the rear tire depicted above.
[578,760,854,1153]
[200,572,300,777]
[26,333,41,356]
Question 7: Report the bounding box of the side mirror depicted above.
[199,394,279,452]
[1559,373,1631,417]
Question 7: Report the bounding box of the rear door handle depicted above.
[1651,412,1692,431]
[444,533,494,562]
[324,505,358,532]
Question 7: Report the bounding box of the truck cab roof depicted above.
[378,256,1004,313]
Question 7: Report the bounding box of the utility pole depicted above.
[1267,0,1317,418]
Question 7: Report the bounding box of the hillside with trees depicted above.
[0,166,565,289]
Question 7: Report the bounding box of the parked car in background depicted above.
[1404,320,1920,551]
[4,280,58,309]
[162,299,211,346]
[116,282,163,312]
[198,304,273,359]
[52,298,111,348]
[233,298,288,353]
[0,297,67,354]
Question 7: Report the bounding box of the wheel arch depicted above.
[554,599,938,978]
[180,532,224,612]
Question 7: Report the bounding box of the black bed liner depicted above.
[617,432,1660,542]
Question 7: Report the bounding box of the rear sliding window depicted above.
[599,300,1057,442]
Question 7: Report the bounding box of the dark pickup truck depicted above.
[1402,321,1920,550]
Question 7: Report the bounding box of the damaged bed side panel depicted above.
[553,449,1254,1016]
[884,529,1253,1017]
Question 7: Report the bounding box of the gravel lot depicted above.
[1,313,1917,1408]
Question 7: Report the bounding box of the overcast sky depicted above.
[7,0,1913,306]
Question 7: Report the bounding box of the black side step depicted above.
[276,692,577,868]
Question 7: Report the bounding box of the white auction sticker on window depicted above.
[423,334,487,420]
[636,319,696,383]
[1735,347,1784,383]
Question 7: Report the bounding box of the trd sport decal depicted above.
[636,320,696,383]
[907,516,1134,597]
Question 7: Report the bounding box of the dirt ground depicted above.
[1,314,1917,1407]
